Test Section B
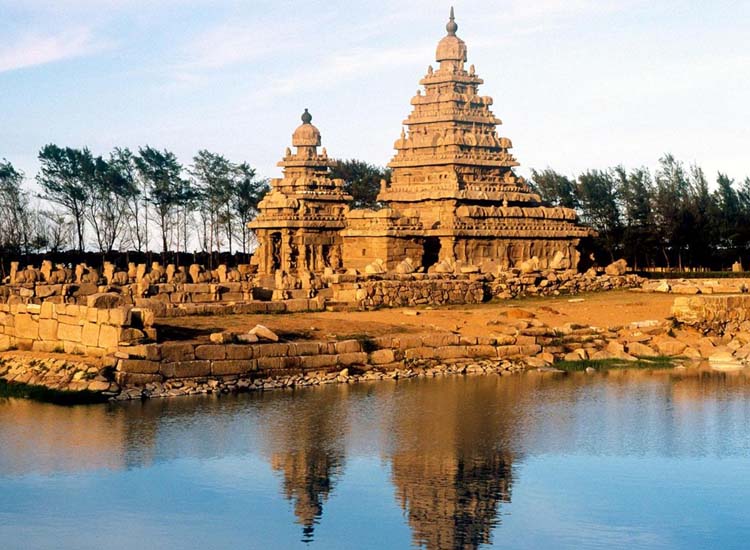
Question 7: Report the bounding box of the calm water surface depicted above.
[2,369,750,550]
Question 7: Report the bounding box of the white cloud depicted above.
[182,20,303,71]
[0,27,100,73]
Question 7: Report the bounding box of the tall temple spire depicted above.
[446,6,457,36]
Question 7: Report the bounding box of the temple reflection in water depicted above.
[3,368,750,549]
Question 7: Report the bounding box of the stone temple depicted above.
[249,108,351,290]
[251,9,594,284]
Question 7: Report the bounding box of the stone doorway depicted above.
[422,237,441,270]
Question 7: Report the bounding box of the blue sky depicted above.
[1,0,748,186]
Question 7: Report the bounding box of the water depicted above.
[2,368,750,550]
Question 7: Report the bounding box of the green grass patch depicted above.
[554,355,678,372]
[0,379,109,405]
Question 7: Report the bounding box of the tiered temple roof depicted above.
[342,8,593,272]
[249,110,351,279]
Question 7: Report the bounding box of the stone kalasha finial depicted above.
[292,107,321,147]
[446,6,457,35]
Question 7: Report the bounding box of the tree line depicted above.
[1,146,270,259]
[4,148,746,271]
[531,154,750,270]
[0,152,390,261]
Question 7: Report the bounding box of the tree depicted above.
[530,168,578,209]
[577,169,622,261]
[330,159,389,208]
[84,155,139,253]
[685,166,715,266]
[191,150,234,254]
[614,166,655,268]
[36,145,94,251]
[0,159,30,253]
[231,162,269,255]
[135,146,186,255]
[652,154,691,268]
[110,148,146,252]
[712,173,740,255]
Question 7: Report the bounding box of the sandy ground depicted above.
[156,290,676,342]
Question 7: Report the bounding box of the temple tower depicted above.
[249,110,351,288]
[342,9,594,273]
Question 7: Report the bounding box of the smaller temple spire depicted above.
[301,108,312,124]
[446,6,457,36]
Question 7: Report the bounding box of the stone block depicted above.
[435,346,469,359]
[160,360,210,378]
[40,301,55,319]
[39,319,59,341]
[58,322,82,342]
[118,359,161,374]
[256,356,288,370]
[338,352,368,366]
[466,345,498,358]
[108,307,132,326]
[118,343,161,360]
[301,354,339,369]
[369,349,395,364]
[295,342,322,356]
[115,372,162,386]
[405,347,436,360]
[254,343,291,357]
[422,334,460,347]
[397,335,425,349]
[225,344,255,360]
[56,314,82,326]
[160,342,196,362]
[82,322,100,346]
[98,324,120,349]
[334,340,362,354]
[15,314,40,340]
[195,345,226,360]
[211,359,257,376]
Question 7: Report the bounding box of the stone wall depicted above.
[331,276,486,308]
[0,281,257,306]
[0,299,151,356]
[113,332,539,389]
[642,278,750,295]
[326,270,643,309]
[672,295,750,332]
[5,295,733,401]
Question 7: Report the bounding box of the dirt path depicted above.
[157,290,675,342]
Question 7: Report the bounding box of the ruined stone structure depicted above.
[342,9,594,273]
[249,109,351,290]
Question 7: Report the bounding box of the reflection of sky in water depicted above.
[1,370,750,549]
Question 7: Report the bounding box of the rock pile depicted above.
[0,355,119,395]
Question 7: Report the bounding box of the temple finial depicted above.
[446,6,457,35]
[301,108,312,124]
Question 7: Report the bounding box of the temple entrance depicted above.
[422,237,441,270]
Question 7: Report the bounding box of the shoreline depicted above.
[0,353,699,405]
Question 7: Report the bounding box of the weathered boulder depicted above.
[249,324,279,342]
[604,259,628,276]
[626,341,658,357]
